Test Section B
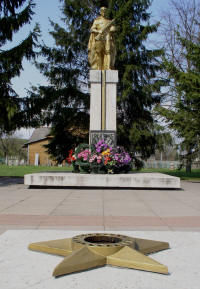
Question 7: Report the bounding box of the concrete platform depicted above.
[24,172,180,189]
[0,230,200,289]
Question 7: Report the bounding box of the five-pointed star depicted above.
[28,233,169,277]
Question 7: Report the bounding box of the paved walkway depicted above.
[0,177,200,233]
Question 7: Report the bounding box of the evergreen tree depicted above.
[0,0,39,133]
[30,0,165,163]
[156,0,200,172]
[157,38,200,172]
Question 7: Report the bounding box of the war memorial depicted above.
[24,6,180,189]
[26,6,177,278]
[1,3,200,289]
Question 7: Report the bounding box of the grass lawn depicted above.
[0,165,72,177]
[0,165,200,180]
[140,168,200,180]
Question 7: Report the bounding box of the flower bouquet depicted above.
[75,144,91,173]
[66,140,133,174]
[66,149,79,173]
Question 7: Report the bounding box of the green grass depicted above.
[140,168,200,180]
[0,165,200,180]
[0,165,72,177]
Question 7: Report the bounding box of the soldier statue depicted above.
[88,7,116,70]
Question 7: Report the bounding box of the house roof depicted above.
[24,127,51,146]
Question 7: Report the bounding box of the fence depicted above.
[143,160,200,170]
[143,161,180,170]
[6,157,25,166]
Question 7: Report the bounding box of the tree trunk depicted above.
[186,154,192,173]
[186,163,191,173]
[5,154,8,165]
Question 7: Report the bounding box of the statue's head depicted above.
[100,7,107,17]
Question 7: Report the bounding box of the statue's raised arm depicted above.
[88,7,116,70]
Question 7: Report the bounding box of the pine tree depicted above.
[0,0,39,133]
[30,0,165,163]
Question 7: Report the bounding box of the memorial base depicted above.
[24,172,180,189]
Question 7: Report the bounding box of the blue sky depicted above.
[4,0,171,138]
[9,1,63,98]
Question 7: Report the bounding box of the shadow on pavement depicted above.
[0,177,24,187]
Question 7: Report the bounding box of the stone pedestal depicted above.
[89,70,118,145]
[24,172,181,188]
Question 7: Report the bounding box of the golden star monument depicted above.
[29,233,169,277]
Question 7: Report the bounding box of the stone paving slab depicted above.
[0,230,200,289]
[0,214,200,230]
[0,179,200,230]
[0,229,6,235]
